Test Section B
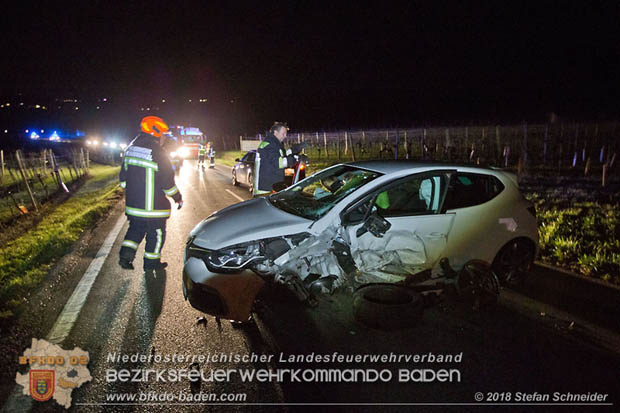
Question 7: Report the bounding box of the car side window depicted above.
[374,174,446,217]
[442,173,505,210]
[241,152,255,162]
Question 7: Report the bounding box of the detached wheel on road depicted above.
[232,171,239,186]
[492,239,535,287]
[352,283,424,330]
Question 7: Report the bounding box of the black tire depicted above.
[456,259,500,309]
[247,172,254,194]
[232,171,239,186]
[352,283,424,330]
[492,239,535,287]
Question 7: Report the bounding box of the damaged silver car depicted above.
[183,161,538,323]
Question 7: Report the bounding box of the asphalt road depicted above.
[1,160,619,412]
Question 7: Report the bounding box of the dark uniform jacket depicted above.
[120,133,182,219]
[257,133,295,192]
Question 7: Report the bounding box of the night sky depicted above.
[1,1,619,137]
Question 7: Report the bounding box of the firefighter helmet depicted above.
[140,116,169,138]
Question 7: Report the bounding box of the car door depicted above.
[440,172,506,265]
[244,151,256,184]
[341,171,455,281]
[237,152,253,184]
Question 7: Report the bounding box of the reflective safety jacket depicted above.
[198,145,206,155]
[120,133,182,219]
[256,133,296,192]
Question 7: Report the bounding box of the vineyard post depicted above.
[464,127,469,162]
[395,130,399,160]
[81,148,87,173]
[337,133,341,161]
[495,125,500,161]
[41,150,47,173]
[323,132,329,158]
[16,150,39,212]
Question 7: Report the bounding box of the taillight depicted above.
[300,163,305,170]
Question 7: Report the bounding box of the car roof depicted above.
[344,160,499,175]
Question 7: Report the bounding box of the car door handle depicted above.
[426,232,446,239]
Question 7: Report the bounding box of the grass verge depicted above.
[0,164,121,320]
[526,193,619,285]
[217,150,245,167]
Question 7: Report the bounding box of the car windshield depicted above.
[268,165,382,220]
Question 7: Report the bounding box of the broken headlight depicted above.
[203,242,263,271]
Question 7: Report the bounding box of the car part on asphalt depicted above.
[352,283,424,330]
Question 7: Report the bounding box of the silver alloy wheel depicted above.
[492,240,534,286]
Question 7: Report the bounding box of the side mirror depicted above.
[272,182,288,192]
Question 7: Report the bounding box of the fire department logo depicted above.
[29,370,55,402]
[15,338,92,408]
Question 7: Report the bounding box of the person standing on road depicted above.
[254,122,297,197]
[119,116,183,271]
[208,142,216,168]
[198,142,206,167]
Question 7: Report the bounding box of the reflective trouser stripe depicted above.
[144,252,161,259]
[153,229,162,255]
[145,168,154,210]
[120,181,126,189]
[163,185,179,196]
[121,240,138,250]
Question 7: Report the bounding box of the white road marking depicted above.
[1,213,126,413]
[226,189,247,203]
[47,214,126,344]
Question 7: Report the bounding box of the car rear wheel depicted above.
[352,283,424,330]
[232,171,239,186]
[456,259,500,309]
[492,239,535,287]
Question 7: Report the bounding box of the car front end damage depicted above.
[183,216,465,322]
[182,163,538,325]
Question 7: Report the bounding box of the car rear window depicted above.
[443,173,504,210]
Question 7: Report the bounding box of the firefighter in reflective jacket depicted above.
[198,143,206,166]
[254,122,296,196]
[119,116,183,270]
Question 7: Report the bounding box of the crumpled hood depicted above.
[190,197,312,250]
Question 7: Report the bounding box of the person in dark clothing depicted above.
[255,122,297,196]
[119,116,183,270]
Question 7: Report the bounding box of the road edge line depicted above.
[1,213,126,413]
